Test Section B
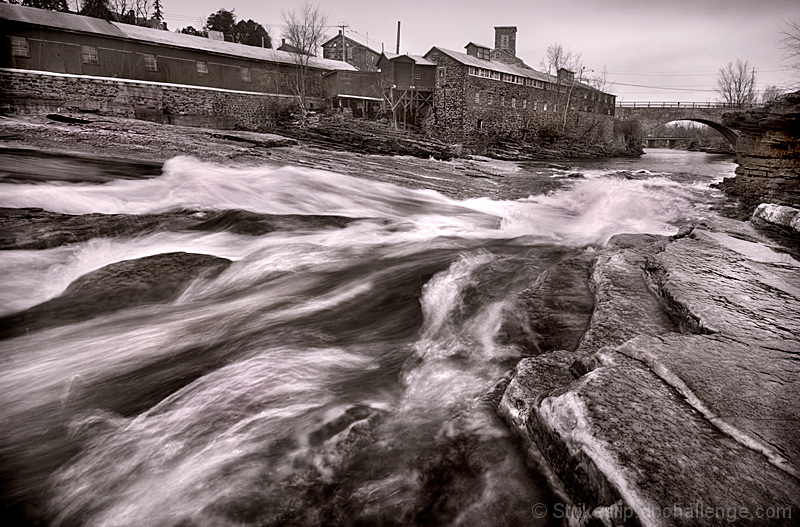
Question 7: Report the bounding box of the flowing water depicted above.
[0,149,736,526]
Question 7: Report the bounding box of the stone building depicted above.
[321,31,381,72]
[423,26,616,143]
[0,4,354,128]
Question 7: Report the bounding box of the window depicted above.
[413,72,421,81]
[241,67,251,83]
[500,95,505,106]
[487,93,493,105]
[474,92,480,104]
[543,102,547,111]
[477,119,483,129]
[196,61,208,76]
[143,53,157,72]
[10,36,29,57]
[500,34,509,50]
[437,66,446,86]
[511,97,516,108]
[81,45,99,65]
[522,98,527,109]
[476,47,490,60]
[533,101,539,111]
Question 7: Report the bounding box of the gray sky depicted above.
[162,0,799,102]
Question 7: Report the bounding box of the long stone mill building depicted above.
[0,3,355,129]
[423,26,616,142]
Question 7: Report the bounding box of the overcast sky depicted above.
[162,0,799,103]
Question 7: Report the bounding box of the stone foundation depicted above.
[0,69,305,131]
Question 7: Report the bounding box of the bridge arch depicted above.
[615,104,744,148]
[659,118,739,147]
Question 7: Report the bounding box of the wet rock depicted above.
[0,147,163,183]
[515,253,596,353]
[0,252,231,338]
[0,207,360,250]
[499,226,800,525]
[577,234,676,354]
[751,203,800,235]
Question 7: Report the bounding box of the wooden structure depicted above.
[376,52,436,128]
[1,4,354,99]
[323,70,383,117]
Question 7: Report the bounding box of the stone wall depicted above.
[425,49,615,147]
[720,91,800,208]
[0,69,306,130]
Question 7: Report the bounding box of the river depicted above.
[0,149,736,526]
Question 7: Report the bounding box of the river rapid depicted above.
[0,149,736,526]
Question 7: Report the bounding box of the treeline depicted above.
[179,9,271,48]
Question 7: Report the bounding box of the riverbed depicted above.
[0,146,741,526]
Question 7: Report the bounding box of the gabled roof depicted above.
[464,42,492,50]
[426,46,554,83]
[0,3,126,38]
[1,4,356,72]
[379,52,436,67]
[118,23,355,71]
[321,32,382,55]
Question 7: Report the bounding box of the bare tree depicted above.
[281,2,328,124]
[715,59,757,107]
[540,43,584,131]
[780,19,800,87]
[760,85,784,104]
[539,42,577,76]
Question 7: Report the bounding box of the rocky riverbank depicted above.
[498,219,800,526]
[1,113,798,527]
[717,92,800,210]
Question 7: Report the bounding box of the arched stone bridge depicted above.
[615,102,749,147]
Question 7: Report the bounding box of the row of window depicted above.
[473,91,560,112]
[467,66,550,89]
[10,37,257,83]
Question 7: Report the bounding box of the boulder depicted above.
[0,252,231,338]
[751,203,800,234]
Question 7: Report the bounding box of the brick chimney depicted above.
[494,26,517,57]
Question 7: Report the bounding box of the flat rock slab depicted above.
[500,225,800,526]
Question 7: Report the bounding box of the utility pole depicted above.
[339,23,349,63]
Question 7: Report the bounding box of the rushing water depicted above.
[0,149,736,526]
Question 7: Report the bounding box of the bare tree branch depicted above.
[715,59,757,107]
[780,19,800,87]
[281,2,328,124]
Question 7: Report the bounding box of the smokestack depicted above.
[396,21,400,54]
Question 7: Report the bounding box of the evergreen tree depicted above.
[234,19,271,48]
[153,0,162,22]
[80,0,113,20]
[206,8,236,41]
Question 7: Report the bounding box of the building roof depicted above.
[379,52,437,67]
[1,4,356,72]
[465,42,492,50]
[0,3,126,38]
[427,46,553,82]
[428,47,613,94]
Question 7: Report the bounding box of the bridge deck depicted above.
[617,101,752,109]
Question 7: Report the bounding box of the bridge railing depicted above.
[616,102,749,109]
